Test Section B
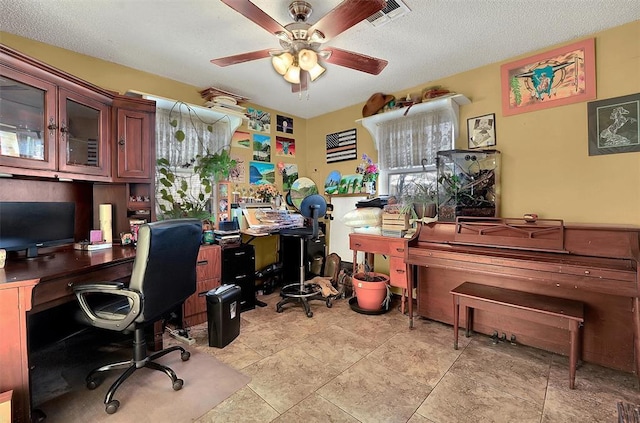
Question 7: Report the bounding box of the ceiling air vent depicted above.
[366,0,411,27]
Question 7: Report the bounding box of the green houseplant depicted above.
[400,180,438,220]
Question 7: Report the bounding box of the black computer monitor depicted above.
[0,201,75,258]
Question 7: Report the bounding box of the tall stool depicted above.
[276,194,328,317]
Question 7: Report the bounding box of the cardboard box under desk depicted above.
[382,213,410,230]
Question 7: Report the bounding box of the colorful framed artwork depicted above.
[247,108,271,133]
[231,131,251,149]
[229,154,245,182]
[467,113,496,149]
[501,38,596,116]
[276,136,295,157]
[338,174,364,195]
[282,163,298,191]
[324,170,341,195]
[252,134,271,162]
[249,161,275,185]
[276,115,293,133]
[588,93,640,156]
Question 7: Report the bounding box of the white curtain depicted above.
[155,106,231,168]
[376,107,453,172]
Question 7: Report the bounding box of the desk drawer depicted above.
[32,261,134,312]
[389,256,408,288]
[197,245,221,280]
[350,235,390,254]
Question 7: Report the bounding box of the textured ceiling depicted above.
[1,0,639,118]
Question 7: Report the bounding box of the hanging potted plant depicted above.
[400,180,438,220]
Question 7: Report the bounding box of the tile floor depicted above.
[171,292,639,423]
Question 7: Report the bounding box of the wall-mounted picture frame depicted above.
[588,93,640,156]
[500,38,596,116]
[467,113,496,149]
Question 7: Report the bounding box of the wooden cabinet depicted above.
[183,245,221,327]
[112,96,156,224]
[112,96,155,182]
[0,45,112,181]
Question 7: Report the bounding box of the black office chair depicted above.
[73,219,202,414]
[276,194,329,317]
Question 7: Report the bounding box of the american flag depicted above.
[326,128,357,163]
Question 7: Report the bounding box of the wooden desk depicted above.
[0,246,136,423]
[349,233,414,327]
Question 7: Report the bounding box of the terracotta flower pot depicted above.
[353,272,389,311]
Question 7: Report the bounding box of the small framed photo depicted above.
[588,93,640,156]
[468,113,496,149]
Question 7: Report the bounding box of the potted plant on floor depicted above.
[352,263,391,311]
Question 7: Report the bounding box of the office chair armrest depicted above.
[73,282,142,330]
[73,281,125,293]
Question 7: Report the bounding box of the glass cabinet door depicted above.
[57,88,110,176]
[0,65,57,170]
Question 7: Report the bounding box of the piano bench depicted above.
[450,282,585,389]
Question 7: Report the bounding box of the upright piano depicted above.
[406,217,639,375]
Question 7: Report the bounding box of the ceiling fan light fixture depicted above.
[272,52,294,75]
[308,63,326,81]
[298,49,318,71]
[283,65,301,84]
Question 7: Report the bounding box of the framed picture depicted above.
[467,113,496,149]
[588,93,640,156]
[501,38,596,116]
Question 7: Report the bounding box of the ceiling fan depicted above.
[211,0,388,92]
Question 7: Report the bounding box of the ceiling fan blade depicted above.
[221,0,289,35]
[323,47,388,75]
[291,71,309,93]
[308,0,386,40]
[211,49,273,67]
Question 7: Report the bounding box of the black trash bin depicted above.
[206,284,241,348]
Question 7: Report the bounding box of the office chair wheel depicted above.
[86,377,101,390]
[306,310,313,318]
[181,351,190,361]
[276,305,284,313]
[326,298,333,308]
[105,399,120,414]
[173,379,184,391]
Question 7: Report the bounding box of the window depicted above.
[376,107,455,198]
[155,105,233,217]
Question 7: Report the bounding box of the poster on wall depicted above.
[252,133,271,162]
[326,128,357,163]
[588,93,640,156]
[282,163,298,191]
[247,108,271,133]
[275,136,295,157]
[231,131,251,149]
[276,114,293,133]
[229,153,246,182]
[249,161,275,185]
[500,38,596,116]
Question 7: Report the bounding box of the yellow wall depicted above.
[2,21,639,230]
[308,21,640,226]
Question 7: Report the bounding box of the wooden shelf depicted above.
[356,94,470,144]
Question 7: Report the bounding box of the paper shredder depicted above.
[205,284,241,348]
